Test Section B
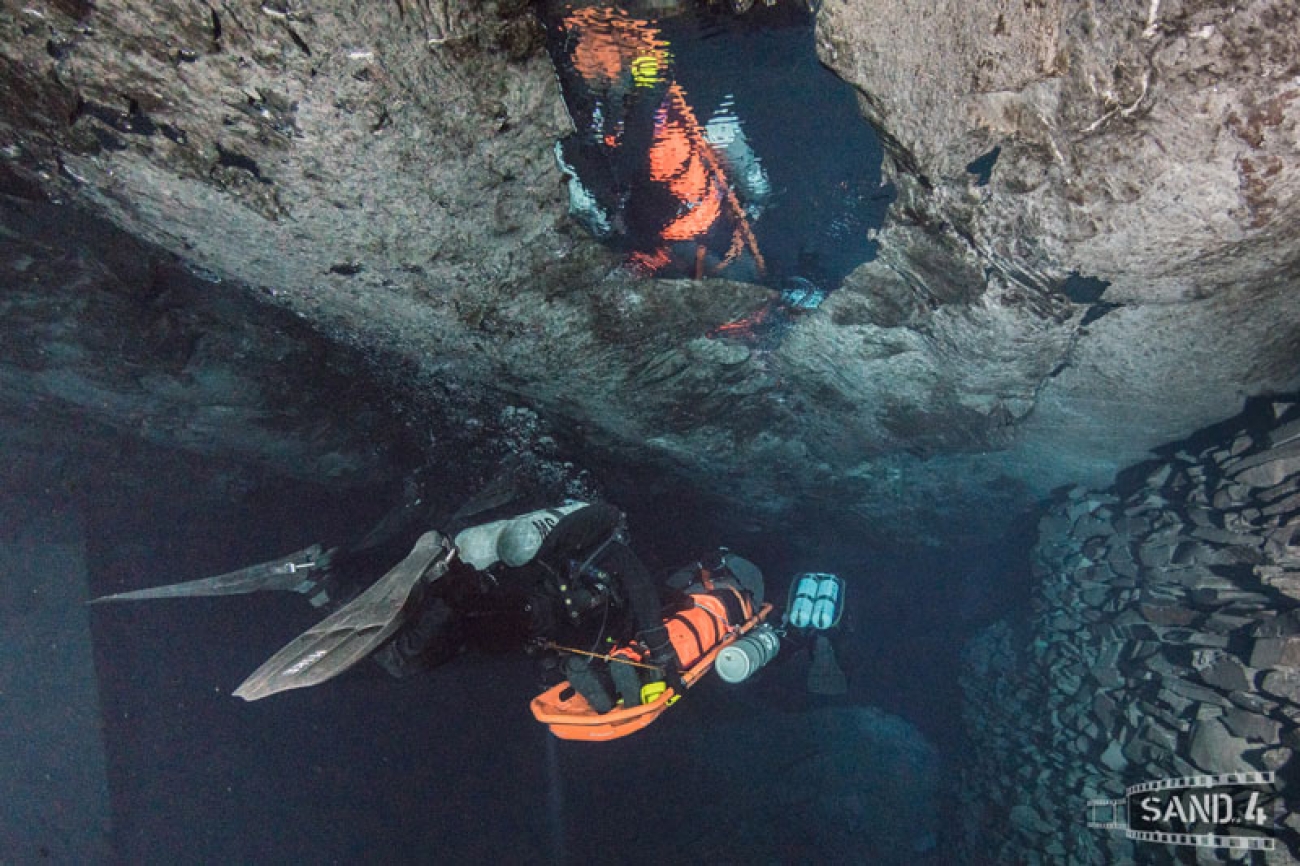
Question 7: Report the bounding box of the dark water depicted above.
[0,436,1021,864]
[69,467,985,864]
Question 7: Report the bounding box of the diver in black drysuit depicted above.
[371,503,681,700]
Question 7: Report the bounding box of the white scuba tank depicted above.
[454,502,588,570]
[786,572,844,630]
[787,573,820,629]
[554,142,612,238]
[704,101,771,208]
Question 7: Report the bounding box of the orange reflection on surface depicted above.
[650,83,765,275]
[557,7,765,279]
[625,247,673,275]
[650,110,723,241]
[563,7,670,87]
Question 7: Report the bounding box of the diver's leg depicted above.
[562,655,615,714]
[807,633,848,696]
[609,659,644,707]
[598,544,666,639]
[372,597,462,679]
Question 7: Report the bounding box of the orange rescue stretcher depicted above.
[530,599,774,742]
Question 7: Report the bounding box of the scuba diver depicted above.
[93,498,848,740]
[93,500,676,701]
[369,501,682,700]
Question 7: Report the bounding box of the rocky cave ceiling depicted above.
[2,0,1298,551]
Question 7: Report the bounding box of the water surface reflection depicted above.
[543,1,894,340]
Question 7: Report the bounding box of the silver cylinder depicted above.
[714,624,780,684]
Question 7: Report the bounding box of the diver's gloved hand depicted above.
[534,652,565,688]
[654,655,685,695]
[642,625,684,693]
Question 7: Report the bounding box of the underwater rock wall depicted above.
[959,398,1300,863]
[2,1,1298,550]
[813,0,1300,541]
[818,0,1300,297]
[0,194,411,489]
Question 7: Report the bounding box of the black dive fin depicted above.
[90,545,332,603]
[232,530,453,701]
[807,634,848,696]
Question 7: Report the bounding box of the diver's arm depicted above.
[534,504,681,676]
[533,503,624,564]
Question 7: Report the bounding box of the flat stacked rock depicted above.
[959,399,1300,864]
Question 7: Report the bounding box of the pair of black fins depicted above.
[91,531,456,701]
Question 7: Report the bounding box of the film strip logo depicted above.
[1088,771,1278,851]
[1127,771,1273,795]
[1086,798,1126,831]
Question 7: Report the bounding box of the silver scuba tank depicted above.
[714,624,780,684]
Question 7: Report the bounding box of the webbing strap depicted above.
[687,597,726,645]
[710,585,750,624]
[669,611,707,660]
